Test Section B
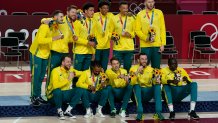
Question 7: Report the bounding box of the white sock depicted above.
[65,105,73,113]
[168,104,174,112]
[97,105,103,109]
[57,108,62,113]
[190,101,196,111]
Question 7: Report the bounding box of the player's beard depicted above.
[140,62,147,68]
[112,66,119,72]
[71,15,77,22]
[64,65,70,71]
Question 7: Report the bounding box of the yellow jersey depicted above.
[112,13,135,51]
[129,65,155,87]
[29,24,52,59]
[161,67,192,86]
[93,12,114,49]
[46,66,82,99]
[135,9,166,47]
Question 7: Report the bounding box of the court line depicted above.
[13,117,22,123]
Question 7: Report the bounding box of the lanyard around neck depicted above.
[146,10,154,26]
[119,15,127,32]
[66,16,75,34]
[100,13,107,32]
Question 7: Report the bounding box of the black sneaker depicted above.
[37,97,47,104]
[110,109,116,118]
[188,110,200,120]
[126,109,129,117]
[58,111,65,120]
[169,111,175,120]
[30,97,40,106]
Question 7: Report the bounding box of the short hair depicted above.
[83,2,95,12]
[119,1,128,7]
[67,5,78,12]
[91,61,102,70]
[110,57,119,64]
[61,55,72,62]
[138,53,147,58]
[98,0,110,8]
[168,58,177,65]
[52,10,63,17]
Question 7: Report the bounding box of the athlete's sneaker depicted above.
[136,113,143,121]
[30,97,40,106]
[58,111,65,120]
[84,108,93,118]
[188,110,200,120]
[37,97,47,104]
[110,109,116,118]
[96,107,105,118]
[169,111,175,120]
[126,109,129,117]
[119,109,126,118]
[153,112,165,121]
[64,111,76,119]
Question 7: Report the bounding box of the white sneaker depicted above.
[58,111,65,120]
[64,111,76,119]
[119,109,126,118]
[96,107,105,118]
[84,108,93,118]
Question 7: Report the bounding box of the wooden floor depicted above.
[0,61,218,123]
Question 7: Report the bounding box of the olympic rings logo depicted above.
[200,23,218,51]
[129,3,145,15]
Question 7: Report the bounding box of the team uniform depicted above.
[46,66,85,118]
[129,65,163,120]
[112,14,135,72]
[73,18,96,71]
[93,12,114,71]
[161,67,199,119]
[76,69,109,117]
[41,16,74,87]
[135,9,166,68]
[106,68,133,117]
[29,24,52,100]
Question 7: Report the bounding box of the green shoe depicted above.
[153,112,165,121]
[136,113,143,121]
[110,108,116,118]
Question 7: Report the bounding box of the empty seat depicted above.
[177,10,193,15]
[162,36,178,58]
[32,12,49,15]
[202,11,217,15]
[11,12,28,15]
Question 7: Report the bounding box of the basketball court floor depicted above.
[0,60,218,123]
